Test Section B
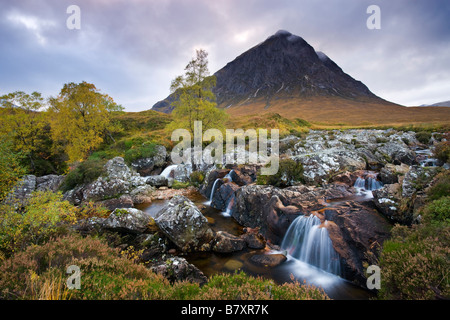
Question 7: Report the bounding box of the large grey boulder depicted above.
[102,208,151,234]
[82,157,146,202]
[146,175,168,187]
[5,175,36,207]
[154,195,214,252]
[36,174,64,192]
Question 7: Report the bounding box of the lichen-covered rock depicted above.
[154,195,214,252]
[102,208,151,234]
[372,183,404,223]
[5,175,36,207]
[36,174,64,192]
[68,157,147,203]
[150,256,208,285]
[131,145,168,176]
[146,175,168,187]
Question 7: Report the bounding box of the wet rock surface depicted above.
[154,195,214,252]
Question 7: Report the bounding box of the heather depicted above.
[0,234,329,300]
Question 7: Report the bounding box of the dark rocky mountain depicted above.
[420,100,450,107]
[152,30,385,113]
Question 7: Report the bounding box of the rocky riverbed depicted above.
[8,128,447,298]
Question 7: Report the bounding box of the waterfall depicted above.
[209,178,220,203]
[224,169,234,182]
[354,174,383,191]
[223,194,235,217]
[354,177,366,189]
[160,164,178,178]
[281,215,341,276]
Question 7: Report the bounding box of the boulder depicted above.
[154,195,214,252]
[5,175,36,207]
[401,165,439,198]
[372,183,403,223]
[376,141,416,165]
[212,231,246,253]
[146,175,168,187]
[249,253,287,267]
[36,174,64,192]
[241,228,266,249]
[151,256,208,285]
[82,157,146,202]
[131,145,168,176]
[232,184,354,243]
[202,169,229,199]
[98,194,134,211]
[324,202,392,286]
[102,208,151,234]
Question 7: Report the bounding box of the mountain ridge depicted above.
[151,30,450,126]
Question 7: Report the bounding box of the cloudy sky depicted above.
[1,0,449,111]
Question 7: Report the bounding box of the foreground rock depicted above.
[324,203,392,286]
[150,256,208,285]
[250,253,287,267]
[212,231,246,253]
[232,184,353,243]
[154,195,214,252]
[131,145,168,176]
[102,208,151,234]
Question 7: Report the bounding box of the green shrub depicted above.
[257,158,304,188]
[378,224,450,300]
[0,191,77,257]
[427,170,450,201]
[60,158,106,192]
[198,271,329,300]
[0,139,27,202]
[172,180,190,189]
[422,196,450,226]
[189,171,204,187]
[124,141,157,165]
[433,136,450,163]
[416,131,432,144]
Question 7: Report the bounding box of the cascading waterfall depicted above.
[354,174,383,191]
[223,194,235,217]
[281,215,341,276]
[160,164,179,179]
[209,178,220,203]
[208,170,234,206]
[224,169,234,181]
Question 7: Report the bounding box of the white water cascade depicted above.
[160,164,179,179]
[354,175,383,191]
[223,194,235,217]
[281,215,341,276]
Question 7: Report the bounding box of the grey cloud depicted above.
[0,0,449,110]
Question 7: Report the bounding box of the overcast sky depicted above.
[1,0,449,111]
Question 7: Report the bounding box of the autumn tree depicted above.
[0,138,26,202]
[168,49,228,136]
[0,91,49,173]
[48,81,123,163]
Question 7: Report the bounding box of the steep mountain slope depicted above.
[151,30,450,126]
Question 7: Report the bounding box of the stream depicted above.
[136,188,375,300]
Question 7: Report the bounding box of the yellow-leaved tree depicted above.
[0,91,48,172]
[168,49,228,136]
[48,81,123,163]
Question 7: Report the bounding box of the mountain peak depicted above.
[152,31,383,113]
[269,29,304,43]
